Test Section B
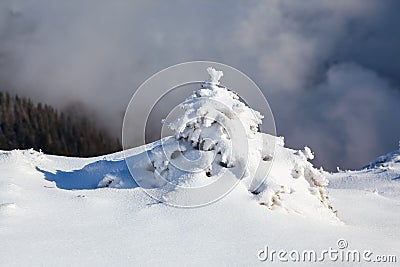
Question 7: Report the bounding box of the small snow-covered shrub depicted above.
[143,67,335,218]
[167,67,263,169]
[149,67,264,185]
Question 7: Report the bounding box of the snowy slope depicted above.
[1,146,399,266]
[329,149,400,198]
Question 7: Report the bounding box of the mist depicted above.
[0,0,399,170]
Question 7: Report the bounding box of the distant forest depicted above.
[0,91,121,157]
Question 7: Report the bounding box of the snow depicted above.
[328,149,400,199]
[1,147,399,266]
[1,68,399,266]
[205,66,223,85]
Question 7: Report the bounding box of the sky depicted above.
[0,0,399,170]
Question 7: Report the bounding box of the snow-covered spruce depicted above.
[168,67,262,169]
[146,67,263,192]
[146,67,335,218]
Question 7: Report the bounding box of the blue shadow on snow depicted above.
[37,159,138,190]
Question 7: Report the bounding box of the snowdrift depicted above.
[1,138,400,266]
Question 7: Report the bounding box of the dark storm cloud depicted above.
[0,0,399,170]
[276,63,400,170]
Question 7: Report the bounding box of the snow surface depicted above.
[1,147,399,266]
[1,68,399,266]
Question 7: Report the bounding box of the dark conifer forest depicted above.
[0,91,121,157]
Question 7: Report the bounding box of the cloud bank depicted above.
[0,0,399,170]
